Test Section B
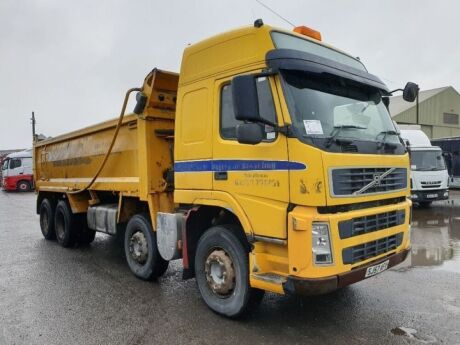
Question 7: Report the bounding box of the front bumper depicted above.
[411,189,448,202]
[283,248,410,295]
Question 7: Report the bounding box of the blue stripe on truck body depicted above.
[174,159,306,172]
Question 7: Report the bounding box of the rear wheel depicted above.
[17,180,30,192]
[77,216,96,245]
[39,198,55,240]
[195,225,264,318]
[54,200,77,247]
[124,214,169,280]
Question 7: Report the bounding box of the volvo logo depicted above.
[353,168,397,195]
[373,173,383,186]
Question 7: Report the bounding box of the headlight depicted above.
[312,222,333,265]
[411,194,418,199]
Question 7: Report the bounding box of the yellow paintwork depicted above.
[34,69,178,223]
[34,24,411,295]
[174,24,411,292]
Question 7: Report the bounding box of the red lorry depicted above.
[1,149,34,191]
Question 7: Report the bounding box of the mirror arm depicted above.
[255,118,292,136]
[276,124,292,136]
[389,88,403,95]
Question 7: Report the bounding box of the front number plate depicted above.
[365,260,389,278]
[427,193,438,198]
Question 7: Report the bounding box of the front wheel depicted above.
[17,180,31,192]
[124,214,169,280]
[195,225,264,318]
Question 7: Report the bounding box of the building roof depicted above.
[389,86,451,117]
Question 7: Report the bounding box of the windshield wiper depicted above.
[325,125,366,148]
[376,130,399,150]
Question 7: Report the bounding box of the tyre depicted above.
[17,180,30,192]
[124,214,169,280]
[39,198,55,240]
[54,200,77,247]
[194,225,264,318]
[77,216,96,245]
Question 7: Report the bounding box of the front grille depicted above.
[421,181,441,189]
[331,167,407,196]
[342,233,403,264]
[339,210,405,239]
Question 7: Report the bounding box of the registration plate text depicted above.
[365,260,389,278]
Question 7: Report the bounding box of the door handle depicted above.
[214,171,228,181]
[19,172,24,175]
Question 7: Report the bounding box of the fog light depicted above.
[312,222,333,265]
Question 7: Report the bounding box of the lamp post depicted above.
[31,111,36,143]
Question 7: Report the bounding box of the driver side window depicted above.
[220,77,277,141]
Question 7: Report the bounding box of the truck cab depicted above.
[399,129,449,206]
[1,150,34,192]
[173,23,413,312]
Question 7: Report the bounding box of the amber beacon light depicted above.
[293,25,322,41]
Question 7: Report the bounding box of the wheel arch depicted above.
[182,204,251,280]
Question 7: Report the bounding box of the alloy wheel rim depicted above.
[204,249,236,297]
[129,231,149,264]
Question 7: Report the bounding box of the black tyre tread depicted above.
[124,214,169,281]
[54,200,78,247]
[39,198,56,240]
[194,225,264,318]
[78,226,96,245]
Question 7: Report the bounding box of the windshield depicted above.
[1,159,8,170]
[410,150,446,171]
[281,70,399,148]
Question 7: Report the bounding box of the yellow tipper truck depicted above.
[34,21,418,317]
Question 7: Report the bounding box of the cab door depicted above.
[212,74,290,239]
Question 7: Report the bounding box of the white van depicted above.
[399,129,449,206]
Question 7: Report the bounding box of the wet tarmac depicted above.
[409,199,460,274]
[0,191,459,345]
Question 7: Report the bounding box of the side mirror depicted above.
[232,75,261,122]
[402,82,419,102]
[236,123,264,145]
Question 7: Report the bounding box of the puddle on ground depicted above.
[403,199,460,273]
[391,327,437,343]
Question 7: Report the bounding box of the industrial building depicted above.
[390,86,460,139]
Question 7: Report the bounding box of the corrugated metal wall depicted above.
[393,87,460,139]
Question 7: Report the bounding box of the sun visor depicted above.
[266,49,389,93]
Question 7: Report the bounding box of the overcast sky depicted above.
[1,0,459,149]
